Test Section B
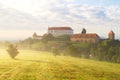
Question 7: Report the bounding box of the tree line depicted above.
[17,33,120,63]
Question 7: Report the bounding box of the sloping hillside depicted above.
[0,49,120,80]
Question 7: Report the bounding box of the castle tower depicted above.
[33,32,37,39]
[108,30,115,40]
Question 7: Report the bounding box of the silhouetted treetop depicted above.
[81,28,86,34]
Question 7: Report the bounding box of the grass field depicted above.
[0,49,120,80]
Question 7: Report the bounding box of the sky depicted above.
[0,0,120,40]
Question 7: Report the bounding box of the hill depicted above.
[0,49,120,80]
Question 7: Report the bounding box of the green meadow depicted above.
[0,49,120,80]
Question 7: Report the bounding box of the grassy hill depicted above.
[0,49,120,80]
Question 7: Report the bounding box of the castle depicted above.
[48,27,73,37]
[70,30,115,43]
[33,27,115,43]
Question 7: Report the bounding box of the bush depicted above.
[51,48,60,56]
[6,44,19,59]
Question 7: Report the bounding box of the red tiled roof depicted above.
[71,33,99,38]
[48,27,72,30]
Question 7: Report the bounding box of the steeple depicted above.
[108,30,115,40]
[33,32,37,39]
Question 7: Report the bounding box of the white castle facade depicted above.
[48,27,73,37]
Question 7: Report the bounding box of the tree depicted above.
[90,40,120,63]
[64,45,79,56]
[51,48,60,56]
[53,35,70,41]
[21,37,34,49]
[81,28,86,34]
[6,44,19,59]
[42,33,54,43]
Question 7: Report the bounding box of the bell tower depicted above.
[108,30,115,40]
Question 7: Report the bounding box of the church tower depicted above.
[33,32,37,39]
[108,30,115,40]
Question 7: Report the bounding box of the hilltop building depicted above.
[71,33,100,43]
[33,32,42,40]
[48,27,73,37]
[108,30,115,40]
[32,27,115,42]
[70,29,115,43]
[70,28,100,43]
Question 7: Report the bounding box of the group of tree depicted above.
[90,40,120,63]
[62,40,120,63]
[17,32,120,63]
[18,33,70,50]
[4,28,120,62]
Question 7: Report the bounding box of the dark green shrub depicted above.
[6,44,19,59]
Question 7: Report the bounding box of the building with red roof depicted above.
[71,33,100,43]
[48,27,73,37]
[70,29,115,43]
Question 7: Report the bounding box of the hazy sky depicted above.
[0,0,120,40]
